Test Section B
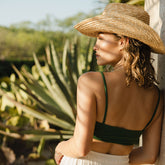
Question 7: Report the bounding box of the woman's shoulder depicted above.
[145,84,160,97]
[78,71,104,90]
[146,85,163,118]
[78,71,103,81]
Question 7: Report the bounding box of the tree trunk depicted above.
[145,0,165,164]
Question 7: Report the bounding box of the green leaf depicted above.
[49,41,67,86]
[48,66,77,118]
[62,39,69,78]
[20,64,75,122]
[0,89,74,130]
[37,137,45,155]
[45,159,56,165]
[0,129,73,141]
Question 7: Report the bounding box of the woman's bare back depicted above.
[91,70,160,155]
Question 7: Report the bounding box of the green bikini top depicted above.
[93,72,160,145]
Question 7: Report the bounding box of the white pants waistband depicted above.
[60,151,129,165]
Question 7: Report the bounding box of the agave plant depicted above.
[0,36,97,141]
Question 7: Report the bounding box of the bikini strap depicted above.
[100,72,108,123]
[143,87,160,131]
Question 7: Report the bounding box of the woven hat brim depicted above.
[74,14,165,54]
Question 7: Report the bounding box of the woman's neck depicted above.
[112,65,124,72]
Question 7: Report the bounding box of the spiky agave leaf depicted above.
[0,129,73,141]
[0,120,73,141]
[32,54,76,120]
[46,42,77,117]
[63,40,77,102]
[49,41,76,101]
[0,89,74,131]
[12,66,75,124]
[71,37,79,81]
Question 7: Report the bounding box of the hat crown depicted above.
[103,3,150,25]
[74,3,165,54]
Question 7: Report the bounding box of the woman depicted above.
[54,3,165,165]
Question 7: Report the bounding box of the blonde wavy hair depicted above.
[113,34,158,88]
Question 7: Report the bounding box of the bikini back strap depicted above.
[100,72,108,123]
[143,87,160,131]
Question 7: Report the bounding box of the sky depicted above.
[0,0,103,27]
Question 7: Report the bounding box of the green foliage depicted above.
[0,36,97,142]
[6,116,30,127]
[0,26,66,61]
[28,137,46,159]
[45,159,56,165]
[37,137,45,155]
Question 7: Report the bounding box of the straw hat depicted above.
[74,3,165,54]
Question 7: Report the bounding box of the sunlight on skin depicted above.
[94,33,127,67]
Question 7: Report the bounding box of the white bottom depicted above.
[60,151,129,165]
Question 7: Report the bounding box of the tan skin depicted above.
[54,33,164,165]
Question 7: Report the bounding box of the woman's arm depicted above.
[129,91,164,164]
[55,72,97,159]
